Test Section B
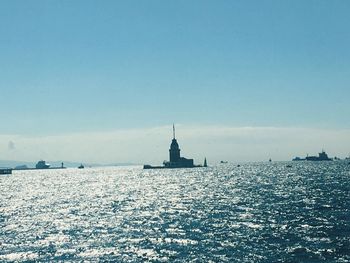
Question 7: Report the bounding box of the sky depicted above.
[1,1,350,164]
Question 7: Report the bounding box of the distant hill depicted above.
[0,160,137,169]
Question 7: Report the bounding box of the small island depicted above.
[144,125,207,169]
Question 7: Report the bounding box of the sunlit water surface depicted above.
[1,162,350,262]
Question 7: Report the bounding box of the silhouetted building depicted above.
[169,132,180,163]
[143,125,206,169]
[163,125,194,168]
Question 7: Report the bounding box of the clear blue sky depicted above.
[1,0,349,135]
[0,1,350,163]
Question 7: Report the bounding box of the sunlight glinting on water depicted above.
[1,163,350,262]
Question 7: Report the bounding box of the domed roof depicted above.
[170,138,179,149]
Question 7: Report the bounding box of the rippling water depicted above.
[1,162,350,262]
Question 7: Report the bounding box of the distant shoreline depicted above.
[13,167,66,171]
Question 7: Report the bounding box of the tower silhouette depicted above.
[143,124,205,169]
[169,124,180,163]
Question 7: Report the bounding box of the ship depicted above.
[36,160,51,169]
[143,125,206,169]
[293,150,332,161]
[78,164,84,169]
[305,150,332,161]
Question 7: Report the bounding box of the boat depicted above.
[35,160,50,169]
[204,158,208,167]
[0,168,12,175]
[305,150,332,161]
[293,150,333,161]
[78,164,84,169]
[286,164,292,168]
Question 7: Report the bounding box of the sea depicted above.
[1,162,350,262]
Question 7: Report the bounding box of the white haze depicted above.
[1,125,350,165]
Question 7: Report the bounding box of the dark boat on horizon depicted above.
[293,150,332,161]
[305,150,332,161]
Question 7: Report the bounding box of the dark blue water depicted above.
[1,162,349,262]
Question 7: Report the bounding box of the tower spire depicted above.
[173,123,175,139]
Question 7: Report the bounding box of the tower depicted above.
[169,124,181,163]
